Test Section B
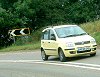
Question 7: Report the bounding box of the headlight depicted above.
[66,42,75,48]
[90,39,96,44]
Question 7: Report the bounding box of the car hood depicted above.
[58,35,94,43]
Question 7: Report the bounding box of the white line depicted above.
[0,60,41,62]
[64,62,100,67]
[29,61,100,71]
[0,60,100,71]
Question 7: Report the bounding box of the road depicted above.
[0,49,100,77]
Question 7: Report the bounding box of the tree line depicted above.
[0,0,100,47]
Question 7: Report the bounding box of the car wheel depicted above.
[59,49,66,62]
[41,49,48,61]
[90,53,96,57]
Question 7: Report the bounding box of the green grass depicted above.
[0,42,40,52]
[91,32,100,45]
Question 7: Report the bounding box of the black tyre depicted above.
[59,49,66,62]
[90,53,96,57]
[41,49,48,61]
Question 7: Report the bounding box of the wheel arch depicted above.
[58,47,66,62]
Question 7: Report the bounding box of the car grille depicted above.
[77,50,91,53]
[75,41,90,45]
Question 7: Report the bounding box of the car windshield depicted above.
[55,26,87,38]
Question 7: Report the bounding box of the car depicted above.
[41,25,97,62]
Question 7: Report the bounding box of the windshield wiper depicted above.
[78,33,87,35]
[72,33,87,36]
[62,34,76,38]
[60,33,87,38]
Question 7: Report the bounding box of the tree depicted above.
[0,0,18,10]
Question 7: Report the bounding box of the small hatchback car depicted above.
[41,25,97,62]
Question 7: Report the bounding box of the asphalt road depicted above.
[0,49,100,77]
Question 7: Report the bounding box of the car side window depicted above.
[42,30,49,40]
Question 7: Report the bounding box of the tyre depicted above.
[90,53,96,57]
[59,49,66,62]
[41,49,48,61]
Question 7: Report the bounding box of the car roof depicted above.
[42,25,78,32]
[52,25,77,29]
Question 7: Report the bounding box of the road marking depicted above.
[0,60,100,71]
[0,60,41,62]
[64,62,100,67]
[30,61,100,71]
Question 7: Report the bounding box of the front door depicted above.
[47,29,58,55]
[41,29,58,55]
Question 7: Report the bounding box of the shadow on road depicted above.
[66,56,91,62]
[48,55,96,62]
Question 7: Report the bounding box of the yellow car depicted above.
[41,25,97,62]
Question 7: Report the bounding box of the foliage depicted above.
[0,0,100,29]
[80,20,100,34]
[80,20,100,45]
[92,32,100,45]
[0,0,100,48]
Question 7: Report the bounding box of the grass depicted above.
[91,32,100,45]
[80,20,100,45]
[0,41,40,52]
[80,20,100,34]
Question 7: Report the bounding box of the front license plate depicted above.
[84,47,90,50]
[78,47,90,51]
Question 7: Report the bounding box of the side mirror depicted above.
[51,34,56,41]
